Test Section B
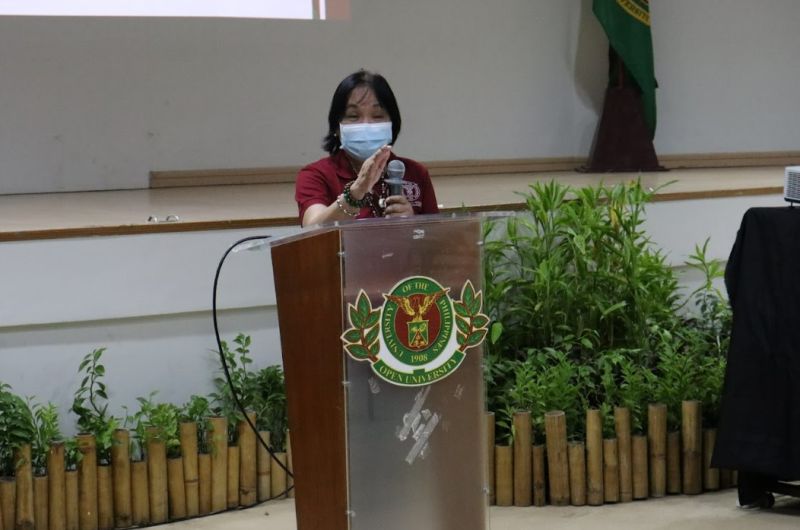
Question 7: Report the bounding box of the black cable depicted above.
[212,234,295,499]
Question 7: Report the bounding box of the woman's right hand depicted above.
[349,145,392,200]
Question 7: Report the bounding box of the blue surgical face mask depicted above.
[339,122,393,161]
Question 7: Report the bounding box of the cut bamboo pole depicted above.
[485,413,495,505]
[494,446,512,507]
[603,438,620,503]
[197,454,212,515]
[96,466,113,530]
[568,441,586,506]
[76,434,98,530]
[703,429,720,491]
[513,412,532,507]
[270,453,288,502]
[146,432,168,524]
[167,457,186,520]
[585,409,604,506]
[208,417,228,513]
[667,431,681,494]
[179,422,199,518]
[130,461,149,526]
[682,400,702,495]
[544,411,570,506]
[286,431,294,500]
[631,435,649,499]
[47,442,66,530]
[1,478,15,530]
[532,445,546,507]
[33,475,47,530]
[64,470,78,530]
[238,413,257,507]
[256,432,271,503]
[614,407,633,503]
[110,429,131,528]
[16,444,34,530]
[227,446,240,509]
[647,404,667,497]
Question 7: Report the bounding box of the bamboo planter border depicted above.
[0,418,294,530]
[0,404,737,528]
[488,402,736,508]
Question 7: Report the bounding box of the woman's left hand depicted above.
[384,194,414,218]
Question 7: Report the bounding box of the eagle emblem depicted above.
[383,288,450,349]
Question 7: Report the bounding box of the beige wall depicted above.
[0,0,798,194]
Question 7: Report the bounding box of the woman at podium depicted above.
[295,70,439,227]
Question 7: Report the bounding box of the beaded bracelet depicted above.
[343,181,369,208]
[336,194,359,217]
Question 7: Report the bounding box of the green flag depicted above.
[593,0,657,138]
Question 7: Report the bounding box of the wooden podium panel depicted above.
[272,215,490,530]
[272,228,348,530]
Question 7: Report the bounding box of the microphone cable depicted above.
[212,234,294,499]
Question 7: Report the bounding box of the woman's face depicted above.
[340,86,390,125]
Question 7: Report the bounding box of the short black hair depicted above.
[322,70,402,154]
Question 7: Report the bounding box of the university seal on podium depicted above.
[341,276,489,387]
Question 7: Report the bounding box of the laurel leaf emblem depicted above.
[454,280,489,353]
[341,290,381,363]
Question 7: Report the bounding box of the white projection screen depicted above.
[0,0,350,19]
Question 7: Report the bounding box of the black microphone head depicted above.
[386,159,406,196]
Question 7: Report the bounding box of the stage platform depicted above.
[0,166,784,242]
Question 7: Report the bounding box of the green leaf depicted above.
[365,310,381,329]
[342,329,361,343]
[453,302,469,319]
[472,314,489,329]
[348,304,364,328]
[466,329,487,347]
[462,282,476,313]
[346,344,370,360]
[369,341,380,356]
[455,316,471,335]
[356,292,371,320]
[469,291,483,315]
[365,326,379,345]
[600,301,627,318]
[490,322,503,344]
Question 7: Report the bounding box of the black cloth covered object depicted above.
[712,207,800,478]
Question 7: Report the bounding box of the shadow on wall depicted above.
[573,0,609,151]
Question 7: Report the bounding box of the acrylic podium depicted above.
[271,214,490,530]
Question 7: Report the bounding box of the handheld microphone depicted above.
[385,159,406,196]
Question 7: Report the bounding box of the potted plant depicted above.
[71,348,120,465]
[180,394,212,516]
[128,392,182,522]
[251,364,288,501]
[210,334,254,444]
[210,334,254,510]
[71,347,121,529]
[251,365,287,453]
[0,382,35,529]
[481,179,733,506]
[28,400,63,529]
